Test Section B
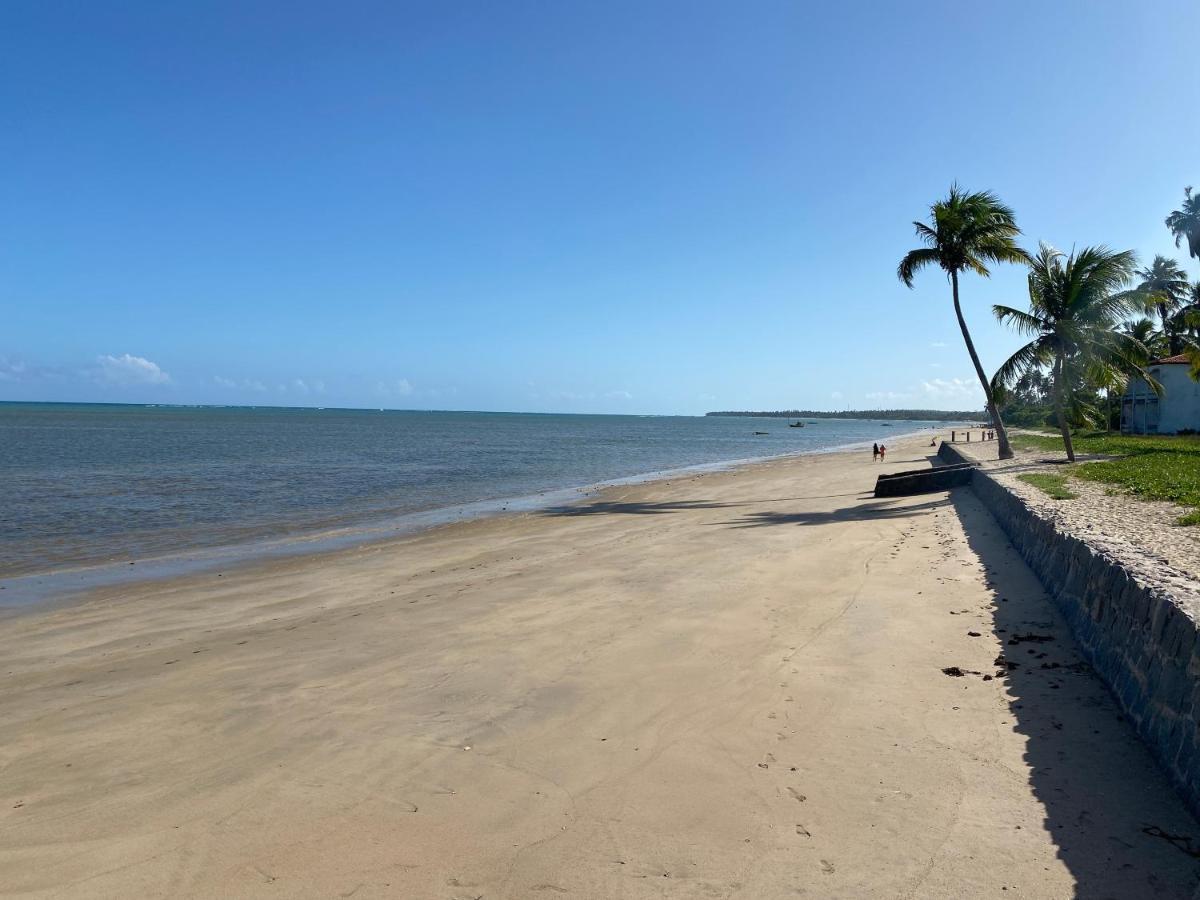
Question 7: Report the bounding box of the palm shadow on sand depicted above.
[540,500,741,517]
[540,492,869,518]
[718,496,949,528]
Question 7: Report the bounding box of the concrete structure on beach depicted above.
[1122,354,1200,434]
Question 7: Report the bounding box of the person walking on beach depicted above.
[872,443,880,462]
[879,444,887,462]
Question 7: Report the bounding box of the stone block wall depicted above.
[874,462,977,497]
[961,460,1200,815]
[936,441,973,466]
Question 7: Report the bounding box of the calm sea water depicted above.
[0,403,941,585]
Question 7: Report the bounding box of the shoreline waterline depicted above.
[0,427,943,609]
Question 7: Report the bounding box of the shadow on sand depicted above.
[950,488,1200,896]
[539,500,741,517]
[539,492,869,518]
[717,496,949,529]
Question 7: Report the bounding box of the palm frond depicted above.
[991,337,1053,392]
[992,305,1046,336]
[897,247,941,288]
[899,185,1026,284]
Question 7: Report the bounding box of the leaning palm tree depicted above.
[1135,255,1190,353]
[992,244,1157,461]
[898,186,1030,459]
[1166,186,1200,263]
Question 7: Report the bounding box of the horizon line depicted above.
[0,399,980,418]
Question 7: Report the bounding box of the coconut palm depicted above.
[1122,317,1168,362]
[1166,282,1200,380]
[1135,255,1190,353]
[992,244,1157,461]
[897,186,1030,459]
[1172,281,1200,342]
[1166,186,1200,263]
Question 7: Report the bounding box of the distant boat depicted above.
[789,421,804,428]
[881,423,892,426]
[754,431,769,435]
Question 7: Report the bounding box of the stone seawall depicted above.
[936,441,973,467]
[935,440,1200,814]
[874,462,976,497]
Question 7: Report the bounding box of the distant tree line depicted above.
[705,409,983,421]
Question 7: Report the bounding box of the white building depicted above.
[1122,354,1200,434]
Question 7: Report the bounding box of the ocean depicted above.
[0,403,942,602]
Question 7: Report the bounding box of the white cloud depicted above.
[293,378,309,394]
[0,357,28,381]
[862,376,982,408]
[376,378,414,398]
[921,377,981,401]
[930,341,949,348]
[605,390,633,400]
[96,353,171,385]
[214,376,268,392]
[830,391,844,401]
[0,357,68,383]
[313,379,326,394]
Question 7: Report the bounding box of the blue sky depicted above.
[2,0,1197,414]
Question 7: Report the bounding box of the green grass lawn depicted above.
[1017,472,1078,500]
[1010,431,1200,525]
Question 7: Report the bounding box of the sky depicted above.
[2,0,1198,415]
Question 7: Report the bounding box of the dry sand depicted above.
[3,434,1199,898]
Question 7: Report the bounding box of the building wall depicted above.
[1123,365,1200,434]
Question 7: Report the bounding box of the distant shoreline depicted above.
[706,409,981,422]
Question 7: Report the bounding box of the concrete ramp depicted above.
[874,461,978,497]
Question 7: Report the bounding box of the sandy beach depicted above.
[3,433,1199,898]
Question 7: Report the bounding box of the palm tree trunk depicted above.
[1053,352,1075,462]
[1161,303,1182,356]
[951,270,1014,459]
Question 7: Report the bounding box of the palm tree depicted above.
[1166,186,1200,263]
[1167,282,1200,380]
[1122,317,1168,362]
[1135,255,1190,353]
[898,186,1030,459]
[1171,281,1200,342]
[992,244,1157,461]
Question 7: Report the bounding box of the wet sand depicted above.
[3,434,1199,898]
